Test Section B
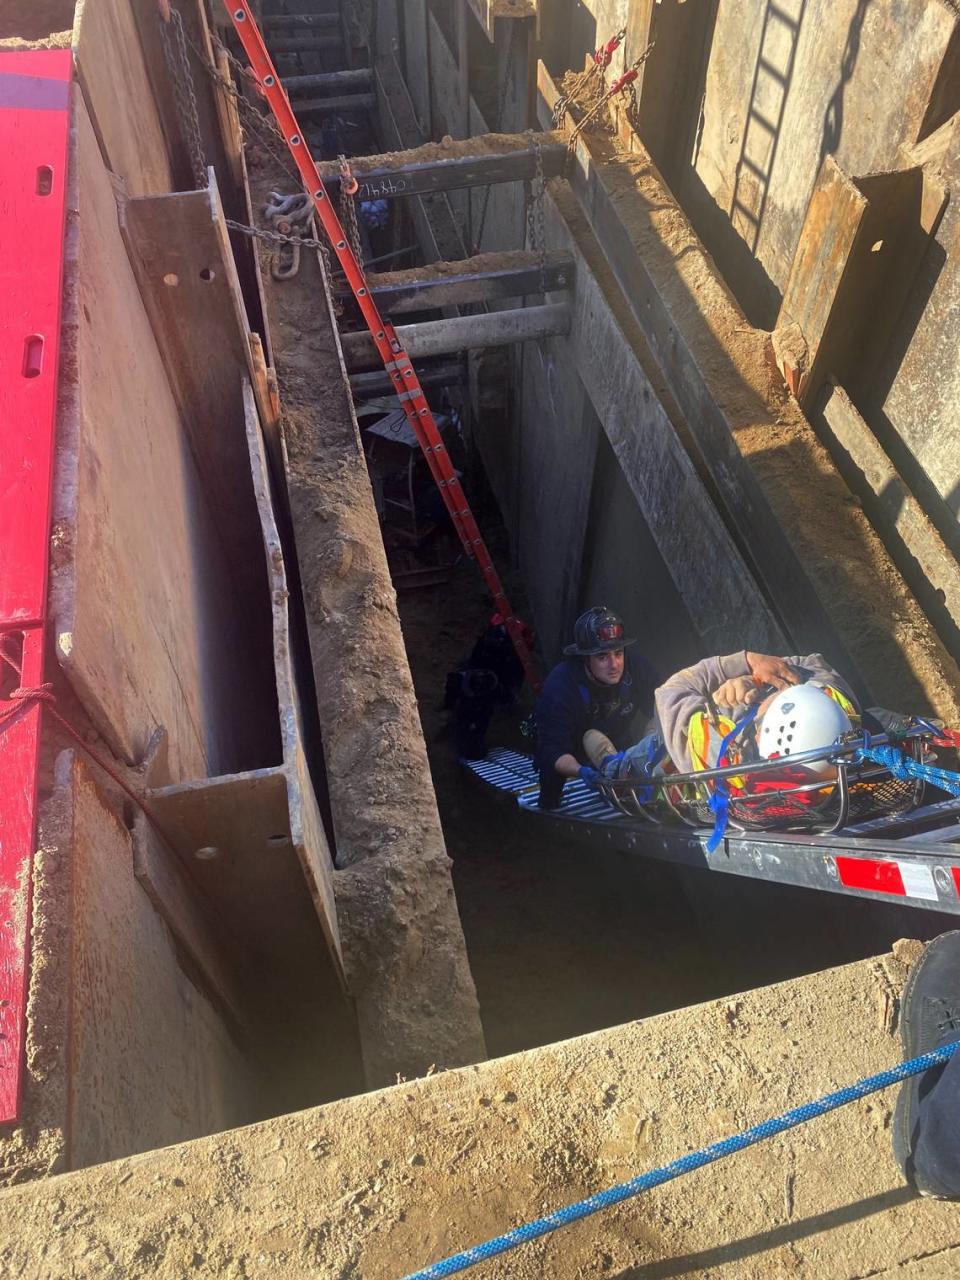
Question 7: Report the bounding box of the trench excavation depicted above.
[4,0,960,1275]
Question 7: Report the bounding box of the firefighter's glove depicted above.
[600,751,625,779]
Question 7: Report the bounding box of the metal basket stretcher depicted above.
[596,727,933,836]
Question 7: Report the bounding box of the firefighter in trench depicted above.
[533,606,661,809]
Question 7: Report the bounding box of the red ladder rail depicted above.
[0,49,72,1123]
[219,1,539,689]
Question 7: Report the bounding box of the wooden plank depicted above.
[295,92,376,116]
[74,0,174,195]
[340,302,571,367]
[248,332,281,473]
[314,131,566,201]
[214,44,244,190]
[339,250,574,314]
[819,381,960,655]
[241,381,344,977]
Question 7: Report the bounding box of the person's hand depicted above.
[745,652,800,691]
[578,764,603,789]
[713,675,757,709]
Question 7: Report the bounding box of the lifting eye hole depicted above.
[790,720,797,729]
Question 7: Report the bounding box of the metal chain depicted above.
[178,20,302,184]
[567,41,655,150]
[552,26,627,128]
[159,7,207,187]
[338,154,365,267]
[225,215,341,310]
[225,217,329,252]
[530,133,547,295]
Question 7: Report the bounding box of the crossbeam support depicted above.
[284,68,372,94]
[314,131,567,201]
[337,250,574,315]
[339,303,571,368]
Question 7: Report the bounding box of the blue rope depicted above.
[705,704,759,853]
[400,1041,959,1280]
[859,742,960,796]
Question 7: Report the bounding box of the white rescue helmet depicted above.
[758,683,853,775]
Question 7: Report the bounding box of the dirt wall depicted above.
[3,944,959,1277]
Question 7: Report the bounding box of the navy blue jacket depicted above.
[535,650,660,770]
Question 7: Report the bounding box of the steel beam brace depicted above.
[284,68,373,94]
[260,13,340,28]
[267,35,341,53]
[336,250,574,315]
[348,359,466,400]
[314,131,567,201]
[339,302,571,368]
[295,93,376,116]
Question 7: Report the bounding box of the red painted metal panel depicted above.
[835,856,906,897]
[0,49,71,1124]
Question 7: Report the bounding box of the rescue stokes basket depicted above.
[599,732,928,835]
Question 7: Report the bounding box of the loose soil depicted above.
[316,129,565,178]
[5,943,960,1280]
[0,1,73,42]
[247,144,486,1084]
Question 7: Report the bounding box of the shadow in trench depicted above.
[729,0,807,255]
[616,1186,917,1278]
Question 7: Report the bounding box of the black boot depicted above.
[892,930,960,1198]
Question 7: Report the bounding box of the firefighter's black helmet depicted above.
[563,606,635,657]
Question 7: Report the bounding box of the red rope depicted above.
[1,685,173,841]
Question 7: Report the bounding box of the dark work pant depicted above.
[913,1042,960,1196]
[537,763,564,809]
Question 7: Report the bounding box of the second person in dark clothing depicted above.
[534,606,660,809]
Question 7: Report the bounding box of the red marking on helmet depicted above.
[835,856,905,896]
[952,867,960,899]
[597,622,623,642]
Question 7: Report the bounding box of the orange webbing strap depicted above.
[221,2,540,689]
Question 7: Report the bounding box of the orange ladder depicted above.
[222,2,539,689]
